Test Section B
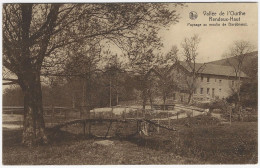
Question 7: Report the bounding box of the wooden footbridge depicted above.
[4,104,205,136]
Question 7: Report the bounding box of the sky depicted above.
[159,2,258,63]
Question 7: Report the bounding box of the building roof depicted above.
[179,61,248,78]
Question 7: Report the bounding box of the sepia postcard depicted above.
[1,1,258,166]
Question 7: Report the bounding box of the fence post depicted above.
[80,106,83,119]
[110,111,113,118]
[83,120,86,137]
[93,108,95,119]
[111,106,114,119]
[123,107,126,120]
[65,109,68,131]
[136,120,139,134]
[52,106,54,126]
[65,109,67,122]
[88,121,91,136]
[20,116,22,129]
[157,119,160,133]
[168,111,170,127]
[230,108,232,125]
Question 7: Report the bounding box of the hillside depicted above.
[208,51,258,78]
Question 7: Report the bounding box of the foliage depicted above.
[3,86,24,106]
[181,34,204,104]
[131,119,257,164]
[193,98,226,110]
[223,40,255,109]
[227,80,257,109]
[155,45,180,105]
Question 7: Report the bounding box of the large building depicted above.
[167,61,248,103]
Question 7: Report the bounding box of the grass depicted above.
[2,115,258,165]
[2,128,199,165]
[130,116,258,164]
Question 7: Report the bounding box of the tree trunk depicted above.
[142,88,147,114]
[187,92,192,104]
[20,72,47,146]
[109,78,112,107]
[149,92,153,110]
[72,92,75,108]
[163,94,166,111]
[142,94,147,110]
[116,90,119,106]
[86,74,92,119]
[237,76,242,121]
[147,79,153,109]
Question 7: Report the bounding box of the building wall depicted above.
[165,64,246,103]
[193,74,240,101]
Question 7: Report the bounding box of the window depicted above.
[215,78,217,82]
[232,80,234,86]
[212,88,215,97]
[219,80,222,84]
[194,89,197,94]
[207,77,210,82]
[201,76,203,82]
[200,88,203,94]
[219,88,221,92]
[207,88,210,94]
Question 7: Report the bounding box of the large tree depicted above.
[103,52,125,106]
[128,30,162,110]
[181,34,204,104]
[3,3,181,146]
[223,40,254,118]
[64,41,102,109]
[157,45,179,107]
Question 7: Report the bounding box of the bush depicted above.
[129,121,257,164]
[192,98,229,114]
